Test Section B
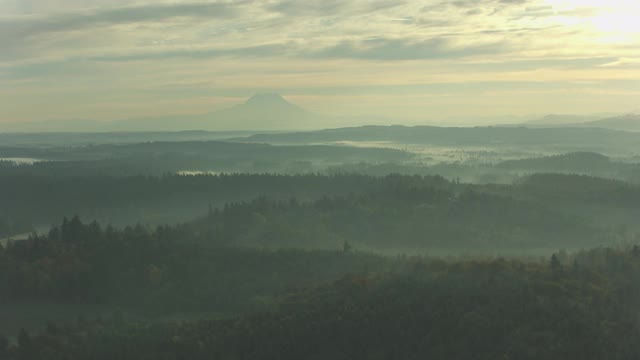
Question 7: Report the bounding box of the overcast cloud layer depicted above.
[1,0,639,125]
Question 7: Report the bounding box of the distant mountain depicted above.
[519,113,640,132]
[579,114,640,132]
[209,93,315,130]
[112,93,320,131]
[238,93,307,113]
[0,94,322,132]
[524,114,603,126]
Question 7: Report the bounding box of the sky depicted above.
[1,0,639,126]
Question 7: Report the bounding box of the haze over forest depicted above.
[2,1,640,359]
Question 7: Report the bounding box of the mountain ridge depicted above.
[519,113,640,132]
[580,114,640,132]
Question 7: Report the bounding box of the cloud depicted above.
[313,37,508,61]
[266,0,345,16]
[23,36,506,63]
[423,0,533,11]
[421,0,536,17]
[1,2,243,39]
[266,0,406,16]
[0,1,252,62]
[89,43,292,62]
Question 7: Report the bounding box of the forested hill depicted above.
[0,141,410,163]
[0,140,411,177]
[514,173,640,206]
[0,174,447,239]
[497,152,614,172]
[0,217,392,315]
[2,173,639,247]
[2,175,640,359]
[6,246,640,360]
[189,187,598,250]
[0,131,255,147]
[234,125,640,150]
